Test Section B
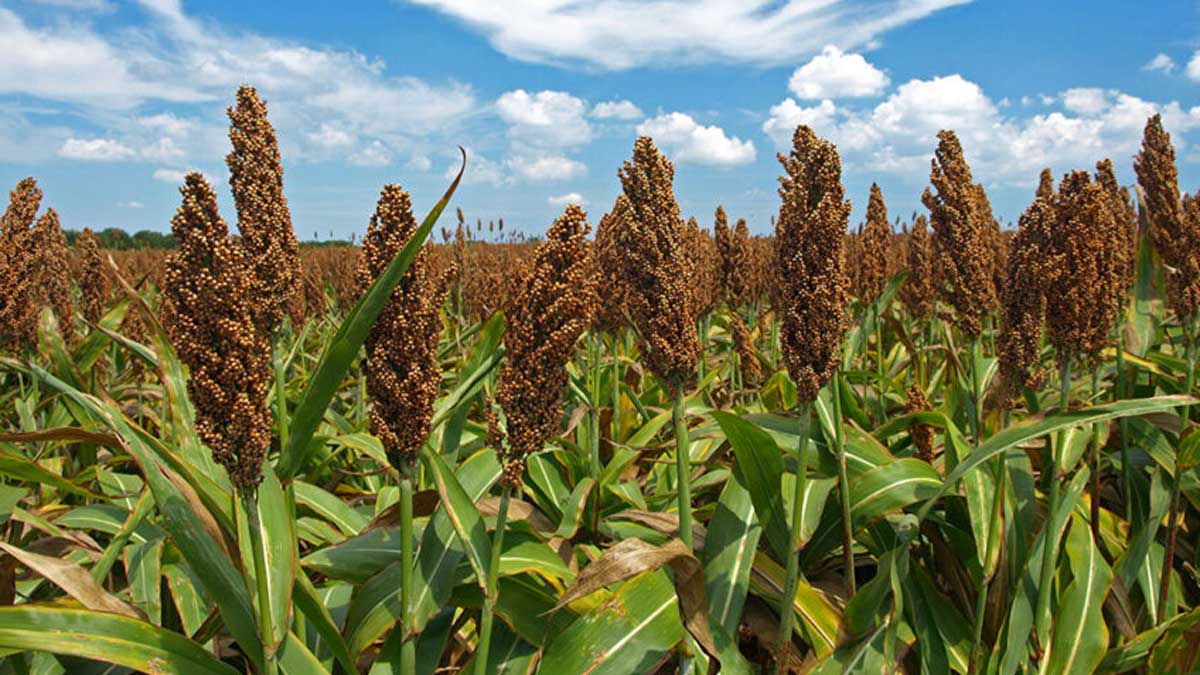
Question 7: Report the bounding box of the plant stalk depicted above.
[774,402,812,675]
[1159,314,1197,617]
[1035,357,1072,650]
[475,484,511,675]
[243,490,277,675]
[400,476,416,675]
[832,373,855,595]
[674,387,694,551]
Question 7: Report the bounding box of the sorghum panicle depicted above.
[357,185,448,474]
[162,173,272,490]
[1044,172,1123,364]
[226,85,301,337]
[592,195,632,333]
[859,182,891,302]
[899,215,936,321]
[495,205,598,486]
[773,125,851,403]
[617,137,701,392]
[76,228,111,325]
[922,130,997,337]
[997,196,1055,398]
[1135,114,1200,319]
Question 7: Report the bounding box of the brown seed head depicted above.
[1044,171,1123,364]
[904,386,935,463]
[162,173,272,490]
[858,182,891,302]
[357,185,447,474]
[495,205,597,486]
[899,215,936,320]
[1135,114,1200,318]
[922,130,997,337]
[773,125,851,403]
[0,178,43,352]
[226,85,301,337]
[1037,168,1055,200]
[76,228,111,325]
[29,209,73,332]
[592,194,633,333]
[729,313,762,386]
[1094,159,1137,294]
[617,137,701,391]
[996,196,1055,398]
[687,216,722,317]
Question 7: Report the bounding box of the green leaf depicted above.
[278,154,465,479]
[712,410,790,563]
[703,476,761,635]
[554,477,596,539]
[293,574,356,674]
[540,571,685,675]
[1043,514,1113,674]
[0,606,239,675]
[423,446,491,588]
[293,480,368,537]
[236,467,296,649]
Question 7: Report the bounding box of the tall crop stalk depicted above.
[674,389,693,550]
[1036,357,1072,648]
[774,401,812,674]
[475,485,511,675]
[1160,314,1196,616]
[833,373,855,595]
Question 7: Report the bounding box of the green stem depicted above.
[1089,369,1103,545]
[1159,315,1196,618]
[832,373,855,595]
[590,333,602,477]
[400,476,416,675]
[774,402,812,675]
[1035,357,1072,650]
[475,485,511,675]
[274,340,289,456]
[968,336,1000,675]
[674,387,694,551]
[243,490,277,675]
[611,334,621,445]
[875,305,886,425]
[1115,325,1138,526]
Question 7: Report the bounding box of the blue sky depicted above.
[2,0,1199,240]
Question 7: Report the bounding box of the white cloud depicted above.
[508,155,587,181]
[152,167,222,186]
[0,3,475,168]
[406,0,969,70]
[307,123,355,149]
[58,137,135,161]
[118,200,144,208]
[548,192,585,206]
[406,154,432,171]
[496,89,591,148]
[761,72,1200,186]
[637,112,755,166]
[141,137,185,162]
[348,140,392,167]
[1145,53,1176,74]
[591,100,643,120]
[1061,88,1113,116]
[787,45,889,99]
[30,0,113,11]
[446,148,505,186]
[1188,51,1200,82]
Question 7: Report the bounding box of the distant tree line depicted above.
[63,228,349,249]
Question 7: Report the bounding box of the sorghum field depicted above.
[0,84,1197,675]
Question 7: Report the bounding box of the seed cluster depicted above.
[1136,115,1200,319]
[495,205,597,486]
[687,216,722,317]
[714,206,753,309]
[996,196,1054,397]
[0,178,43,352]
[1044,171,1125,364]
[899,215,936,321]
[857,183,892,302]
[162,174,272,490]
[357,185,447,474]
[30,209,74,333]
[904,386,935,463]
[729,313,761,385]
[76,228,111,326]
[617,137,701,392]
[922,130,997,337]
[591,195,632,333]
[773,125,850,403]
[226,85,301,338]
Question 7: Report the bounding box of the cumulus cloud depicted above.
[152,167,222,186]
[348,140,392,167]
[508,154,587,181]
[0,3,474,170]
[637,112,755,166]
[496,89,591,147]
[58,138,135,161]
[1188,51,1200,82]
[762,72,1200,185]
[591,100,643,120]
[1145,53,1176,74]
[787,45,889,99]
[548,192,585,205]
[405,0,969,70]
[118,200,144,208]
